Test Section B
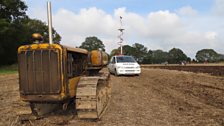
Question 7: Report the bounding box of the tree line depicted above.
[0,0,61,66]
[80,37,224,64]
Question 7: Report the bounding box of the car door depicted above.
[108,57,116,73]
[108,57,114,73]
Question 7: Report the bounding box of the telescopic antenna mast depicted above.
[118,16,125,55]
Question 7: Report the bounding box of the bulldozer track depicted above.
[76,72,111,119]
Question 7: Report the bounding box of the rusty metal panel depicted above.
[18,51,27,94]
[18,49,61,95]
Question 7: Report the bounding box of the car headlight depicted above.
[117,66,124,69]
[136,66,140,68]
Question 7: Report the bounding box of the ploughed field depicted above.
[141,64,224,76]
[0,66,224,126]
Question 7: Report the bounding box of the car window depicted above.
[110,57,113,63]
[112,57,115,64]
[116,56,136,63]
[110,57,115,64]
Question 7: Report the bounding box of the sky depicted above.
[24,0,224,58]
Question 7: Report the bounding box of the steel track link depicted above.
[76,73,110,119]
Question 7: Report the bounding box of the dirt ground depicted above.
[142,64,224,76]
[0,68,224,126]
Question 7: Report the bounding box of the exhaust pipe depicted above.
[47,1,53,44]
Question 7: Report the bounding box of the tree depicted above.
[196,49,221,63]
[80,36,105,51]
[110,43,148,63]
[142,50,153,64]
[110,44,192,64]
[132,43,148,63]
[0,0,28,65]
[22,18,61,43]
[0,0,27,21]
[0,0,61,66]
[122,45,135,55]
[110,49,120,57]
[168,48,188,64]
[186,57,192,62]
[219,54,224,61]
[151,50,169,64]
[120,43,148,63]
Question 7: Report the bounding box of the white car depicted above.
[108,55,141,76]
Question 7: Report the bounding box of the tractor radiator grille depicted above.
[18,49,61,95]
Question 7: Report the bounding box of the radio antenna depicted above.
[118,16,125,55]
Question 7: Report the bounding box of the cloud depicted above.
[176,6,198,17]
[27,5,224,58]
[27,6,47,21]
[212,0,224,16]
[147,10,183,39]
[114,7,148,38]
[53,7,118,50]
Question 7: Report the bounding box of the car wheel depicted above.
[108,68,112,74]
[114,69,119,76]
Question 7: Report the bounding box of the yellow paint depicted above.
[91,50,101,66]
[18,45,29,53]
[58,46,65,98]
[18,43,63,53]
[68,77,80,97]
[18,43,66,99]
[90,50,109,66]
[64,45,88,54]
[102,52,109,65]
[17,43,88,101]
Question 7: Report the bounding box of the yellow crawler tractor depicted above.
[17,39,111,119]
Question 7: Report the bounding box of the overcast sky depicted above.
[24,0,224,58]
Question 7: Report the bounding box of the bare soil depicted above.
[0,68,224,126]
[142,64,224,76]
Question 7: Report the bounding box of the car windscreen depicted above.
[116,56,136,63]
